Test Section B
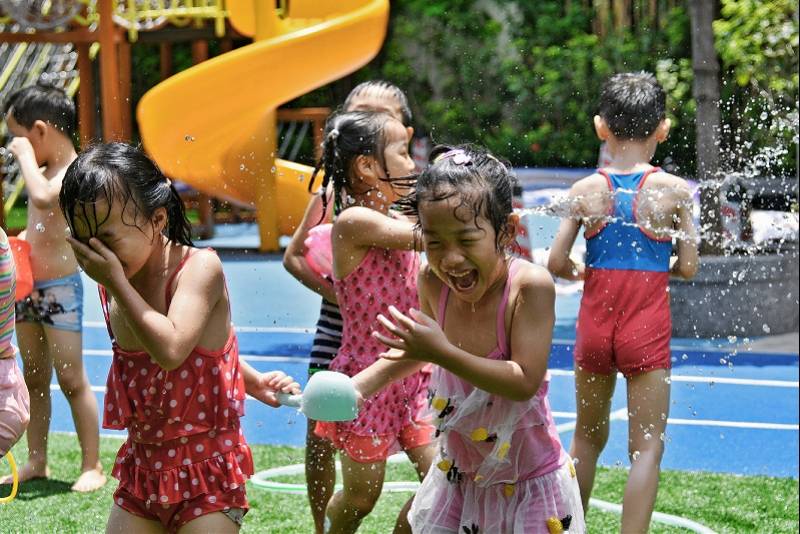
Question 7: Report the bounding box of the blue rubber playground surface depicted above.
[14,181,799,480]
[19,254,798,480]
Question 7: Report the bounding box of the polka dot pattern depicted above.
[320,248,431,452]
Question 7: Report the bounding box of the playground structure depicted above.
[0,0,390,250]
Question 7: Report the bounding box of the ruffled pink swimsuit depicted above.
[316,247,433,463]
[100,249,252,531]
[409,260,586,534]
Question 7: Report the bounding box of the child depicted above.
[547,72,698,532]
[59,142,299,533]
[2,82,104,491]
[309,111,436,534]
[0,229,30,459]
[282,80,414,534]
[353,144,585,534]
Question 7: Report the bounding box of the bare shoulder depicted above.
[178,247,224,287]
[570,172,608,195]
[418,263,444,315]
[46,154,78,182]
[512,261,555,302]
[649,169,691,190]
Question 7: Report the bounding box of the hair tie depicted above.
[328,128,340,141]
[165,178,172,187]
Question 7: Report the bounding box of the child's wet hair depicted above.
[343,80,413,127]
[598,71,666,140]
[309,110,401,218]
[3,81,76,138]
[404,144,516,250]
[59,142,193,246]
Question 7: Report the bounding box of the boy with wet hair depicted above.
[1,82,105,492]
[548,71,697,532]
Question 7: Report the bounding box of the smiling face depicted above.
[420,193,513,303]
[69,195,166,280]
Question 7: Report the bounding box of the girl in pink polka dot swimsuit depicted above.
[310,111,437,532]
[59,143,299,533]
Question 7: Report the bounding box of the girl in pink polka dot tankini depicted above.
[59,143,298,533]
[309,111,437,531]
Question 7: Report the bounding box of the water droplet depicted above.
[632,451,640,461]
[760,111,768,120]
[681,353,688,361]
[643,433,652,441]
[663,377,672,384]
[184,135,195,142]
[35,223,45,233]
[239,164,246,171]
[762,323,771,333]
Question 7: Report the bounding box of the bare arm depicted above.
[8,137,62,209]
[334,206,419,252]
[70,239,225,371]
[670,181,699,279]
[548,217,584,280]
[282,191,338,303]
[376,265,555,402]
[240,360,301,407]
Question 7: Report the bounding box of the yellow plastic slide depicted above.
[136,0,389,250]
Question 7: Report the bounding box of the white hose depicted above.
[252,454,718,533]
[589,497,717,534]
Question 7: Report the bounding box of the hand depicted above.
[249,370,300,408]
[7,137,36,164]
[67,237,125,288]
[372,306,450,364]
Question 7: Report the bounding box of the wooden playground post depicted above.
[191,39,214,239]
[76,43,96,148]
[118,39,133,140]
[252,2,281,251]
[97,0,124,141]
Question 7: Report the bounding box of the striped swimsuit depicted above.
[0,233,31,455]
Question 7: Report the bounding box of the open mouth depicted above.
[447,269,479,293]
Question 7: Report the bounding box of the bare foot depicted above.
[0,461,49,485]
[71,463,106,492]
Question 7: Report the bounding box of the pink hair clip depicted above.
[435,149,471,165]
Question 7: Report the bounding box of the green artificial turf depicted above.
[0,433,797,533]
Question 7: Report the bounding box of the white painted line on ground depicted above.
[79,322,799,358]
[590,498,718,534]
[82,322,314,334]
[548,368,799,388]
[665,418,799,430]
[78,352,800,387]
[82,349,307,363]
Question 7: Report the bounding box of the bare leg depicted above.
[178,512,240,534]
[306,419,337,534]
[569,368,617,514]
[4,323,52,483]
[325,453,386,534]
[47,327,105,492]
[393,442,437,534]
[621,369,670,533]
[106,504,164,534]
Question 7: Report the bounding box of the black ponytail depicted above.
[308,111,393,223]
[60,142,193,246]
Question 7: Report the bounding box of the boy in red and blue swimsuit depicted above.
[548,72,698,533]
